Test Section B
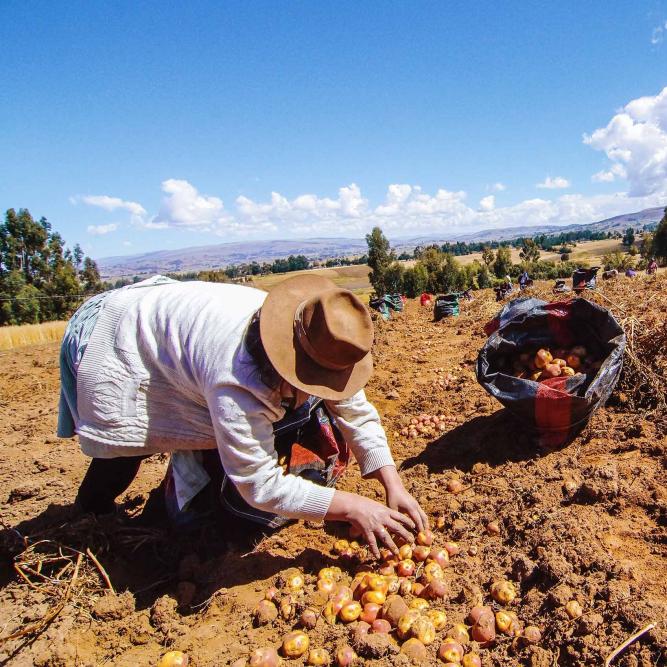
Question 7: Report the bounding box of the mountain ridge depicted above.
[98,205,664,278]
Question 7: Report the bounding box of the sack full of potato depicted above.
[477,297,625,449]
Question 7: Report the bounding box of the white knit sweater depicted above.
[75,280,395,521]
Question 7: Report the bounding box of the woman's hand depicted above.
[326,490,416,559]
[368,466,429,534]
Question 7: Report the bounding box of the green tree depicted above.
[433,253,460,293]
[481,246,495,267]
[622,227,635,246]
[493,246,512,278]
[81,257,102,293]
[476,264,492,288]
[366,227,394,296]
[651,208,667,263]
[402,264,428,297]
[518,238,540,263]
[384,262,404,293]
[73,243,84,272]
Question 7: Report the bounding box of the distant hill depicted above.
[97,206,664,279]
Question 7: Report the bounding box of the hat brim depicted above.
[259,274,373,401]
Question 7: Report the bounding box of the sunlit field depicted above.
[0,321,67,351]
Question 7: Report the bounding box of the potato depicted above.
[397,559,416,577]
[307,648,331,666]
[471,611,496,644]
[333,539,350,555]
[335,645,357,667]
[397,610,421,639]
[437,640,464,663]
[157,652,189,667]
[552,358,567,367]
[534,349,553,369]
[495,610,515,634]
[422,561,445,583]
[423,579,447,600]
[561,366,576,376]
[449,623,469,644]
[371,619,391,634]
[427,609,447,631]
[360,602,381,624]
[318,578,336,594]
[566,354,581,370]
[542,363,562,378]
[443,541,460,557]
[286,572,305,592]
[490,580,516,605]
[400,638,429,663]
[467,606,493,625]
[409,598,430,611]
[353,621,370,642]
[367,575,388,594]
[361,590,386,606]
[249,647,282,667]
[381,594,409,626]
[462,654,482,667]
[253,599,278,626]
[413,545,431,562]
[300,608,318,630]
[398,543,414,560]
[428,548,449,568]
[282,631,309,658]
[522,625,542,644]
[411,616,436,645]
[339,601,362,623]
[565,600,583,619]
[416,530,434,546]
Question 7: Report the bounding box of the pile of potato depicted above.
[398,414,448,440]
[238,529,545,666]
[510,345,602,382]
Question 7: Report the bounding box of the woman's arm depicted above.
[326,391,429,533]
[208,386,335,520]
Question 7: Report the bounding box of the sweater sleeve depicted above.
[324,390,396,476]
[206,385,335,521]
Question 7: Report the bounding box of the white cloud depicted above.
[584,86,667,196]
[87,223,118,236]
[74,194,146,216]
[122,240,133,247]
[536,176,571,189]
[592,170,614,183]
[479,195,495,211]
[651,21,667,44]
[491,182,506,192]
[236,183,368,234]
[154,179,226,228]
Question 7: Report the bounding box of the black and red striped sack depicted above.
[477,297,625,450]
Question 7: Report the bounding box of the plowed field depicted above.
[1,277,665,666]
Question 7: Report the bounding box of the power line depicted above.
[0,293,95,302]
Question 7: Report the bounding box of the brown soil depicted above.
[0,278,665,667]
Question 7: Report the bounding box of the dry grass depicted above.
[252,265,371,295]
[0,321,67,351]
[455,237,627,267]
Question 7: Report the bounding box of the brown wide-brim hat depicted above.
[259,274,374,400]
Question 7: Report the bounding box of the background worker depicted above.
[58,274,427,557]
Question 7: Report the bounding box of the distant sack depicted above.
[477,297,625,450]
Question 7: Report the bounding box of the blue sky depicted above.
[1,1,667,259]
